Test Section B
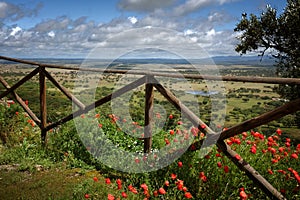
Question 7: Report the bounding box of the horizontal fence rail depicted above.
[1,55,299,200]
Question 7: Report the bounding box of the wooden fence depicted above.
[1,55,300,199]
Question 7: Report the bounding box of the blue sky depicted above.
[0,0,286,58]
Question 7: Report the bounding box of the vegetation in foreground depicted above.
[0,102,299,200]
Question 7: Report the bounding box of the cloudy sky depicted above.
[0,0,286,58]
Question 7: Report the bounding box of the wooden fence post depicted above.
[144,75,154,153]
[39,66,47,146]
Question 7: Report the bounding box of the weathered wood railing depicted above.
[1,55,300,200]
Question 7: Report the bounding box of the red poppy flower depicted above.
[105,178,111,184]
[121,192,128,198]
[224,166,229,173]
[169,114,173,119]
[84,194,90,199]
[171,173,177,180]
[158,187,166,195]
[235,154,241,160]
[291,153,298,159]
[178,161,183,168]
[93,176,98,182]
[164,138,170,145]
[135,158,140,164]
[165,180,170,187]
[217,162,222,168]
[170,130,175,135]
[276,128,282,135]
[107,194,115,200]
[140,183,148,191]
[128,185,138,194]
[239,190,247,200]
[184,192,193,199]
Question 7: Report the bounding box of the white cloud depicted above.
[128,16,138,24]
[173,0,239,16]
[0,0,241,58]
[118,0,176,12]
[10,26,22,36]
[184,29,197,36]
[0,1,42,21]
[207,29,216,37]
[48,31,55,38]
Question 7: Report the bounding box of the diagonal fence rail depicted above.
[1,55,300,199]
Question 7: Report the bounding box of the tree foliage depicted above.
[234,0,300,126]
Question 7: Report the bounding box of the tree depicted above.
[234,0,300,127]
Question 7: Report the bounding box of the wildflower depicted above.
[84,194,90,199]
[276,128,282,135]
[15,111,19,115]
[291,153,298,159]
[105,178,111,184]
[93,176,98,182]
[80,114,85,118]
[268,169,274,175]
[108,194,115,200]
[280,189,286,194]
[235,154,241,160]
[177,121,183,125]
[278,147,285,153]
[171,173,177,180]
[98,123,103,128]
[170,130,175,135]
[165,180,170,187]
[140,183,148,191]
[217,162,222,168]
[158,187,166,195]
[250,145,257,154]
[191,127,198,136]
[224,165,229,173]
[95,113,100,118]
[121,192,128,198]
[277,170,286,175]
[169,114,173,119]
[200,124,206,129]
[183,187,188,192]
[226,140,233,145]
[153,190,158,197]
[285,142,291,148]
[176,180,184,190]
[269,147,276,154]
[239,188,247,200]
[156,113,161,118]
[184,192,193,199]
[216,153,222,157]
[178,161,183,168]
[288,168,300,184]
[135,157,140,164]
[164,138,170,145]
[128,185,138,194]
[199,172,207,182]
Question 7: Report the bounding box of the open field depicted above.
[0,62,297,138]
[0,62,300,199]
